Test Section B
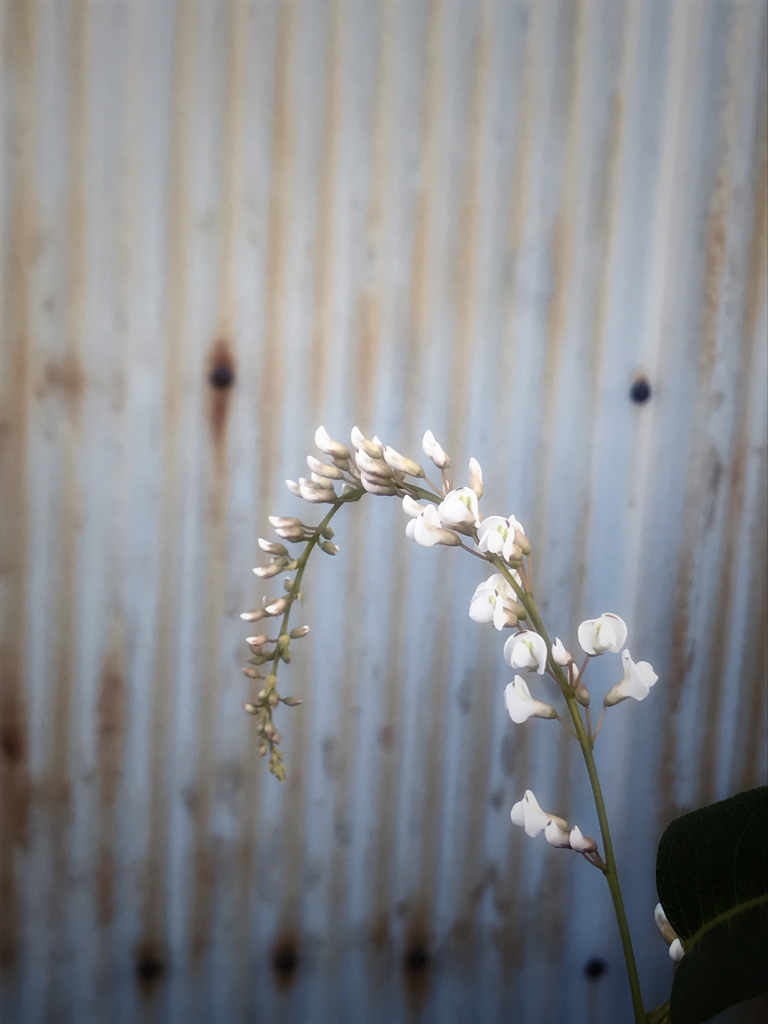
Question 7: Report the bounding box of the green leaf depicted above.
[656,787,768,1024]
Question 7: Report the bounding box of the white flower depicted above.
[468,457,483,498]
[504,676,557,724]
[577,613,627,655]
[569,826,597,853]
[654,903,669,933]
[503,631,548,675]
[604,649,658,705]
[551,637,573,666]
[405,503,461,548]
[544,819,572,848]
[476,514,526,562]
[468,573,522,630]
[510,790,568,838]
[422,429,450,469]
[438,487,480,527]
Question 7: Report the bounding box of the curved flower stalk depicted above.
[244,425,661,1024]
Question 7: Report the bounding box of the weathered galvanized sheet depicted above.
[1,0,766,1022]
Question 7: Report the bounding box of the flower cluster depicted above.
[510,790,600,862]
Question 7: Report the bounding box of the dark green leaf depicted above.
[656,787,768,1024]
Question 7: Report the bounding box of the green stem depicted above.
[490,556,647,1024]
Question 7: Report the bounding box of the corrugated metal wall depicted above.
[1,0,766,1021]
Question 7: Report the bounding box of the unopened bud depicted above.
[263,596,289,615]
[574,680,590,707]
[263,722,277,740]
[515,529,531,556]
[306,455,343,480]
[314,425,351,460]
[258,538,289,556]
[243,702,259,715]
[468,457,483,498]
[351,426,384,459]
[382,446,425,478]
[422,429,450,469]
[281,696,303,706]
[361,475,398,496]
[299,481,337,503]
[268,516,303,529]
[253,561,284,579]
[569,826,598,853]
[289,625,310,639]
[258,743,268,757]
[240,609,269,622]
[321,526,334,539]
[355,448,393,477]
[246,634,271,648]
[285,478,302,496]
[268,691,280,709]
[242,667,261,679]
[320,540,339,555]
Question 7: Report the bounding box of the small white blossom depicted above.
[422,429,450,469]
[468,573,522,630]
[654,903,669,934]
[405,503,461,548]
[476,514,526,562]
[438,487,480,527]
[503,631,548,675]
[604,649,658,706]
[354,448,393,477]
[551,637,573,666]
[577,613,627,655]
[510,790,568,838]
[569,826,598,853]
[504,676,557,723]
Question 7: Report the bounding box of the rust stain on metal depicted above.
[402,917,433,1013]
[35,353,87,408]
[95,653,126,924]
[0,0,36,976]
[271,932,300,991]
[207,337,236,446]
[134,939,168,998]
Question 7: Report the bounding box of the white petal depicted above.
[544,820,572,848]
[654,903,669,933]
[669,939,685,962]
[521,791,550,837]
[551,637,572,666]
[468,457,483,498]
[510,800,526,827]
[402,495,424,518]
[569,826,597,853]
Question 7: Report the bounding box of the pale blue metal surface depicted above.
[0,0,766,1022]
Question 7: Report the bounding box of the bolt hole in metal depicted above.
[208,363,235,389]
[629,374,652,404]
[583,956,608,980]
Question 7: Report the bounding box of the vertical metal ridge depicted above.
[139,0,197,1014]
[0,0,36,997]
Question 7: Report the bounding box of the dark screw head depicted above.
[583,957,607,980]
[135,956,165,981]
[404,947,430,972]
[209,364,235,389]
[629,378,651,404]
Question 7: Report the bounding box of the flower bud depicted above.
[468,457,483,498]
[289,625,310,639]
[299,480,337,503]
[320,540,339,555]
[574,681,590,706]
[382,445,425,478]
[285,478,302,496]
[258,538,289,556]
[268,516,303,529]
[281,696,303,706]
[544,819,573,848]
[361,475,398,495]
[314,425,351,460]
[322,526,335,539]
[351,425,384,459]
[241,667,261,679]
[253,561,284,579]
[569,826,597,853]
[669,939,685,962]
[268,691,280,709]
[422,429,450,469]
[306,455,344,479]
[263,596,289,615]
[240,609,269,622]
[243,702,260,715]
